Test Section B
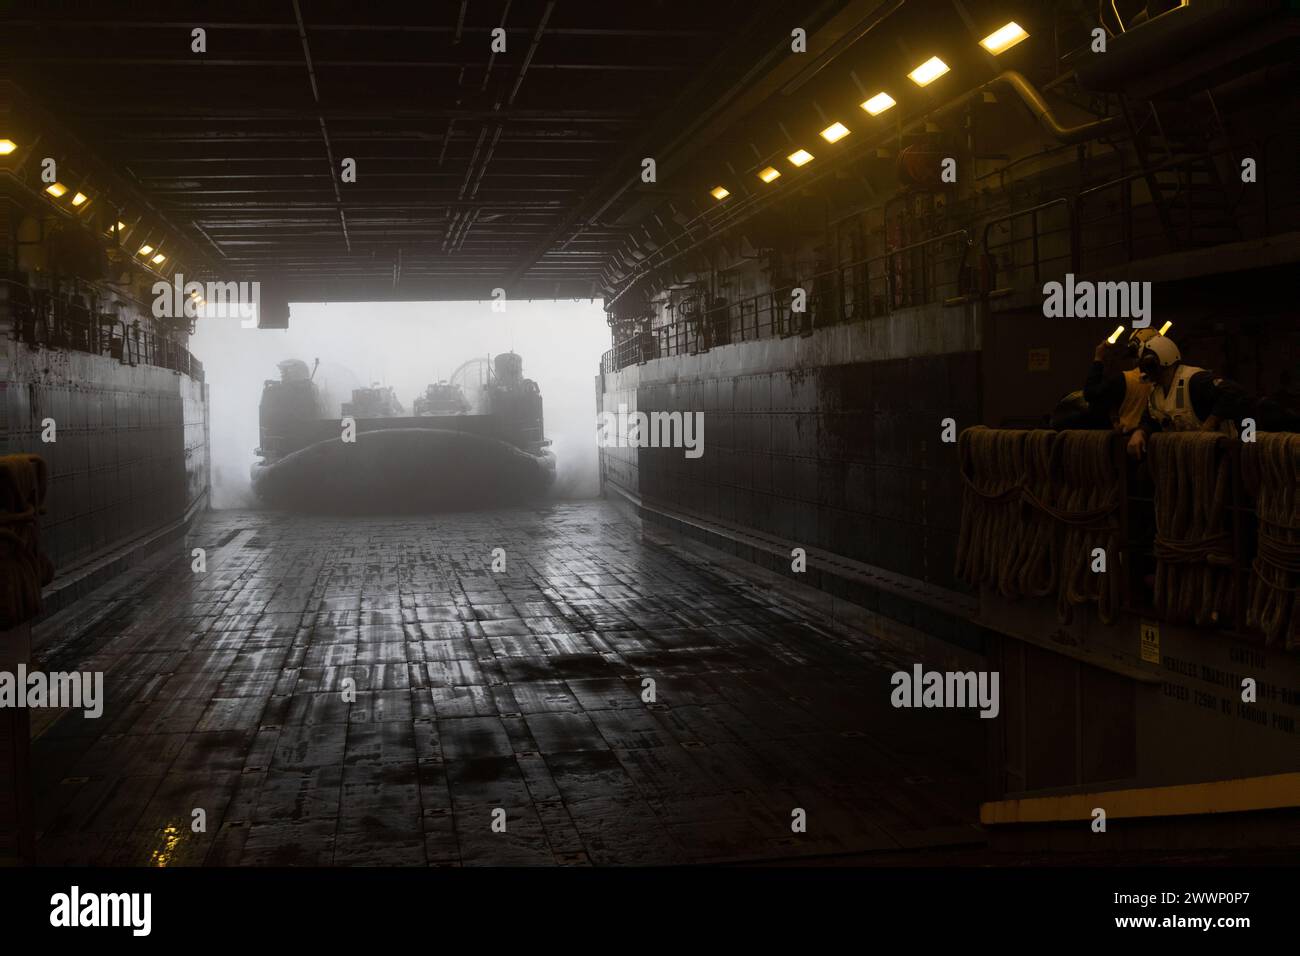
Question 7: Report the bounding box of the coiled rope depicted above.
[0,454,54,629]
[1052,430,1123,625]
[1147,433,1234,627]
[1242,433,1300,649]
[956,427,1121,624]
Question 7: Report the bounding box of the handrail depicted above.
[601,228,973,371]
[603,134,1291,375]
[9,287,205,383]
[981,197,1072,256]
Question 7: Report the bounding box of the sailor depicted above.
[1126,336,1252,460]
[1050,327,1157,430]
[1083,327,1160,433]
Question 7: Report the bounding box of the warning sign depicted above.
[1140,619,1160,664]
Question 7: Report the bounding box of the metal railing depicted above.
[981,197,1076,290]
[6,281,204,382]
[981,136,1294,289]
[602,129,1298,375]
[603,229,972,370]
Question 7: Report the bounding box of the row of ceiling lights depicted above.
[708,20,1029,201]
[0,137,178,272]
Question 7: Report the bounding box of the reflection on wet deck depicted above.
[30,501,983,865]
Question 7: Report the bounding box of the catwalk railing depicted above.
[602,228,972,371]
[603,135,1295,374]
[983,135,1293,296]
[5,280,204,383]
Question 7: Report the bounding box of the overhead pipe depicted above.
[994,70,1122,145]
[1074,2,1277,92]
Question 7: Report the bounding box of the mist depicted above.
[188,299,610,509]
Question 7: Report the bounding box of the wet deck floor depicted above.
[29,500,985,865]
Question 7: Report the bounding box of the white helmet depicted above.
[1127,326,1160,353]
[1138,335,1180,378]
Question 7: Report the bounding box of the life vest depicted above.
[1114,368,1152,433]
[1146,366,1234,435]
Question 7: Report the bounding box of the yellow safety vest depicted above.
[1114,368,1152,433]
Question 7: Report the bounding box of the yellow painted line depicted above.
[981,772,1300,825]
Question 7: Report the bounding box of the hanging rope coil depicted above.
[956,427,1121,624]
[1052,430,1123,625]
[0,454,54,630]
[1147,433,1235,627]
[956,427,1025,597]
[1242,432,1300,649]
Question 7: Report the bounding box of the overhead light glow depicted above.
[861,92,896,116]
[151,253,166,264]
[980,22,1029,54]
[787,148,814,167]
[820,121,850,143]
[71,192,88,206]
[46,182,68,198]
[0,139,16,155]
[710,185,730,200]
[758,166,781,183]
[137,244,154,256]
[908,56,950,86]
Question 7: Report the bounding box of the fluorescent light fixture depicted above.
[1159,320,1173,335]
[1107,325,1125,345]
[710,186,730,200]
[151,253,166,264]
[46,182,68,198]
[757,166,781,183]
[908,56,950,86]
[980,22,1029,54]
[787,148,814,167]
[0,139,16,155]
[71,192,88,206]
[861,92,896,116]
[137,244,154,256]
[820,121,850,143]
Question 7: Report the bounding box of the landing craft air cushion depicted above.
[251,352,556,511]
